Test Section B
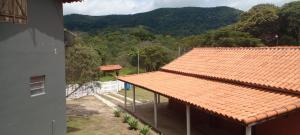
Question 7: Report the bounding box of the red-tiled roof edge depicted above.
[160,68,300,96]
[243,102,300,124]
[191,46,300,50]
[98,64,122,71]
[118,72,300,125]
[62,0,82,3]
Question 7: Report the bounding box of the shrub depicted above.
[139,125,151,135]
[128,118,138,130]
[123,114,131,123]
[113,109,121,117]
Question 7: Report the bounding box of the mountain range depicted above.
[64,6,242,36]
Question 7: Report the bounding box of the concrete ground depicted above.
[100,92,239,135]
[125,102,235,135]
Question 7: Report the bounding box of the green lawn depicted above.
[119,87,168,103]
[99,67,145,82]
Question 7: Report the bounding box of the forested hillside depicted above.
[64,7,242,36]
[65,1,300,83]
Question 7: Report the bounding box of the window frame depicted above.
[29,75,46,97]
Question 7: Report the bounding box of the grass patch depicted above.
[123,114,131,123]
[114,109,121,117]
[119,88,168,103]
[139,125,151,135]
[128,118,139,130]
[99,75,116,81]
[99,67,145,82]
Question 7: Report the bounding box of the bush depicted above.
[114,109,121,117]
[128,118,138,130]
[123,114,131,123]
[139,125,151,135]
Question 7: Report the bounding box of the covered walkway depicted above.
[118,47,300,135]
[124,98,240,135]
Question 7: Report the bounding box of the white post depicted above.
[124,87,127,109]
[132,86,136,112]
[154,93,158,128]
[186,105,191,135]
[137,49,140,74]
[245,125,252,135]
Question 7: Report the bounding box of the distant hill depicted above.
[64,7,242,36]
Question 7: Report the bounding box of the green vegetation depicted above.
[230,2,300,45]
[128,118,139,130]
[114,109,121,117]
[123,114,131,123]
[64,7,242,36]
[279,1,300,45]
[119,88,168,103]
[65,1,299,83]
[181,29,263,49]
[139,125,151,135]
[65,42,100,85]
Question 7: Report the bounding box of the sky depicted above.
[63,0,296,16]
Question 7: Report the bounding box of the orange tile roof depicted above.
[98,65,122,71]
[63,0,82,3]
[162,47,300,94]
[118,47,300,125]
[118,71,300,125]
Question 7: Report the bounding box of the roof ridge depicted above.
[160,69,300,96]
[193,46,300,50]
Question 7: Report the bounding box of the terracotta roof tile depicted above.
[98,65,122,71]
[118,71,300,125]
[162,47,300,93]
[62,0,82,3]
[118,47,300,125]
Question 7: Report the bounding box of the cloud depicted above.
[63,0,297,16]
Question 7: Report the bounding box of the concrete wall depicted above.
[255,111,300,135]
[169,98,300,135]
[169,98,243,135]
[0,0,66,135]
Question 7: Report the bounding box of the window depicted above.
[0,0,27,24]
[30,75,46,97]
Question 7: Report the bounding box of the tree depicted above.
[237,4,280,45]
[180,29,263,48]
[129,45,171,72]
[65,40,101,85]
[279,1,300,45]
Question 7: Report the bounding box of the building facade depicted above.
[0,0,80,134]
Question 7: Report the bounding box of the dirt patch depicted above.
[66,96,139,135]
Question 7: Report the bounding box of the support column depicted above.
[245,125,252,135]
[186,105,191,135]
[132,86,136,112]
[124,86,127,109]
[157,94,160,104]
[154,93,158,128]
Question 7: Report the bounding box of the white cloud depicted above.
[63,0,297,16]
